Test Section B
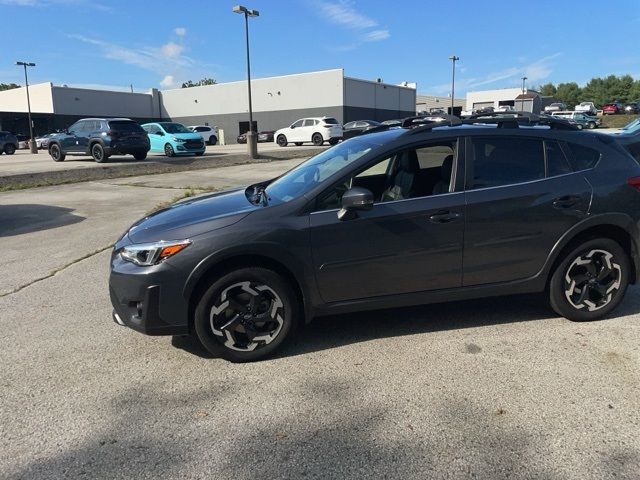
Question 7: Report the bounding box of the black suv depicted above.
[48,118,150,163]
[109,113,640,361]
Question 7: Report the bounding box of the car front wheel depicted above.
[4,143,16,155]
[194,267,299,362]
[549,238,629,321]
[276,135,288,147]
[588,122,597,129]
[164,143,175,157]
[208,135,217,146]
[133,150,147,160]
[49,144,65,162]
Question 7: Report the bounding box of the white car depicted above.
[274,117,343,147]
[575,102,598,115]
[187,125,218,145]
[495,105,516,113]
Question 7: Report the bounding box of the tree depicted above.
[555,82,581,109]
[181,78,217,88]
[538,83,557,97]
[0,83,20,91]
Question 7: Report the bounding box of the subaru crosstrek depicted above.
[48,118,150,163]
[142,122,205,157]
[109,113,640,362]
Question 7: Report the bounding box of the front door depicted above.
[62,120,84,152]
[463,135,592,286]
[310,139,465,303]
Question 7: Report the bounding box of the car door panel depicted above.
[463,136,592,286]
[310,193,465,303]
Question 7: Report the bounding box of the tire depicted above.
[193,267,299,362]
[294,142,303,146]
[4,143,16,155]
[49,144,65,162]
[91,143,107,163]
[276,135,288,147]
[577,124,584,130]
[208,135,217,146]
[312,133,324,146]
[133,151,147,160]
[329,138,339,146]
[549,238,629,322]
[164,143,175,157]
[588,122,597,129]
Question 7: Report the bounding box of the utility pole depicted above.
[16,61,37,153]
[449,55,459,118]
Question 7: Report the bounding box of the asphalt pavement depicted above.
[1,159,639,479]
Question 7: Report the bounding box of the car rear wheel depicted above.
[49,144,65,162]
[133,150,147,160]
[4,143,16,155]
[549,238,629,321]
[208,135,217,146]
[164,143,175,157]
[276,135,288,147]
[312,133,324,146]
[576,124,584,130]
[329,138,340,146]
[91,143,108,163]
[193,267,299,362]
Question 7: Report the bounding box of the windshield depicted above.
[264,136,389,204]
[621,119,640,132]
[160,122,190,134]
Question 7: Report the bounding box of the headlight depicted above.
[173,137,186,143]
[120,240,191,266]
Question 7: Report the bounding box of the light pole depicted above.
[448,55,459,117]
[521,76,528,112]
[16,61,38,153]
[233,5,259,159]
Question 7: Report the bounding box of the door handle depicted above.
[553,195,581,209]
[429,210,462,223]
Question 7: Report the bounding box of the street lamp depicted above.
[521,76,528,112]
[233,5,259,159]
[15,61,38,154]
[448,55,459,118]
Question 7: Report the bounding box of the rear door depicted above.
[302,119,316,142]
[462,135,592,286]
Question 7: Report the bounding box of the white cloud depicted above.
[174,27,187,37]
[317,0,377,29]
[160,75,176,88]
[363,29,389,42]
[161,42,184,58]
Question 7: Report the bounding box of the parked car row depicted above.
[551,111,601,129]
[237,130,274,144]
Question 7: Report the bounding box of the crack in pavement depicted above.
[0,245,113,298]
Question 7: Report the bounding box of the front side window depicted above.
[291,120,304,128]
[314,139,458,211]
[195,126,209,132]
[160,123,190,134]
[68,121,83,133]
[468,137,544,190]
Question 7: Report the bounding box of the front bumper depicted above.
[109,249,190,336]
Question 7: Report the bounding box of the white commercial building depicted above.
[0,69,416,143]
[465,87,545,113]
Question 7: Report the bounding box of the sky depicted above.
[0,0,638,95]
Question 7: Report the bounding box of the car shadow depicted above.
[171,293,561,360]
[0,204,85,237]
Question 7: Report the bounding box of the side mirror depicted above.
[290,125,296,129]
[338,187,374,221]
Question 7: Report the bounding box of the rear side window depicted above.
[323,118,339,125]
[108,121,144,133]
[468,137,544,189]
[546,140,572,177]
[563,142,601,171]
[195,126,210,132]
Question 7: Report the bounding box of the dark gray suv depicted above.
[109,113,640,361]
[0,131,18,155]
[48,118,150,163]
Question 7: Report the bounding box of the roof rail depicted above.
[359,124,393,136]
[463,111,579,130]
[401,114,462,128]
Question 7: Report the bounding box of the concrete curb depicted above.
[0,147,325,190]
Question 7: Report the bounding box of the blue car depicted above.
[142,122,205,157]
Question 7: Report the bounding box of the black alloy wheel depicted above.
[91,143,106,163]
[50,144,65,162]
[277,135,288,147]
[550,238,629,321]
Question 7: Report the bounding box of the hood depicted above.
[128,188,258,243]
[168,132,203,141]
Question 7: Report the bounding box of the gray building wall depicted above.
[52,86,160,118]
[343,77,416,122]
[416,94,464,113]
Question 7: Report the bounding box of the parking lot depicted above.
[1,159,639,479]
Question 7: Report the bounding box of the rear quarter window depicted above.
[563,142,601,171]
[625,142,640,164]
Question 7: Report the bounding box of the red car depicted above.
[603,102,625,115]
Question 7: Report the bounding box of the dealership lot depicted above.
[1,160,639,479]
